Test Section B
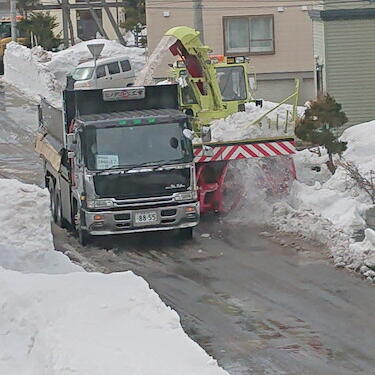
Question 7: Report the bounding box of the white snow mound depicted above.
[210,101,304,142]
[0,178,228,374]
[0,270,228,375]
[272,120,375,279]
[4,40,145,108]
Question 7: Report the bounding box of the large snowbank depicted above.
[1,270,228,375]
[0,178,228,375]
[0,178,79,273]
[210,101,304,142]
[4,40,145,108]
[272,120,375,280]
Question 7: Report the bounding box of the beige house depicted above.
[146,0,315,104]
[310,0,375,126]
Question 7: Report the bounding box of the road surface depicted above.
[2,84,375,375]
[51,219,375,375]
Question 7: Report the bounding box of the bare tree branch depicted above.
[338,160,375,204]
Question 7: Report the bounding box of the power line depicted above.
[147,0,369,7]
[147,0,369,9]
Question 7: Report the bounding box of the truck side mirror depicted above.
[66,133,77,153]
[183,129,195,140]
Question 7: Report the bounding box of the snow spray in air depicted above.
[134,35,177,86]
[223,157,295,225]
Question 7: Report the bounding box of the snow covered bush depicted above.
[296,94,348,174]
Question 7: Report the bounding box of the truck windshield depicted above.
[179,65,247,104]
[72,67,94,81]
[84,122,193,171]
[216,66,247,101]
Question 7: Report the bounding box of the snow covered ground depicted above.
[221,120,375,281]
[3,40,145,108]
[3,40,375,282]
[210,101,304,142]
[271,121,375,281]
[0,178,228,375]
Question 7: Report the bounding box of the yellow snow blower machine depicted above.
[165,26,299,214]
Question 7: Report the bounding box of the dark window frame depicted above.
[120,59,131,72]
[106,61,121,75]
[96,65,106,78]
[223,15,275,56]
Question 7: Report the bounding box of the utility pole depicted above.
[84,0,110,40]
[193,0,204,43]
[101,0,126,45]
[61,0,70,48]
[10,0,17,42]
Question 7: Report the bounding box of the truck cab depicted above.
[36,85,199,244]
[171,55,255,118]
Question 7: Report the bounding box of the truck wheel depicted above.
[54,191,64,228]
[180,227,193,240]
[49,184,57,222]
[78,228,91,246]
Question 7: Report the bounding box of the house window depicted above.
[224,16,274,55]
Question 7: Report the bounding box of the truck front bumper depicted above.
[82,202,200,236]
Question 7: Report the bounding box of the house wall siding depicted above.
[202,6,313,75]
[325,19,375,125]
[146,0,315,103]
[312,20,326,92]
[323,0,375,10]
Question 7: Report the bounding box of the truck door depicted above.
[120,59,135,86]
[103,62,122,89]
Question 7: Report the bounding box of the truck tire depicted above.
[78,228,91,246]
[49,184,57,222]
[53,191,64,228]
[179,227,193,240]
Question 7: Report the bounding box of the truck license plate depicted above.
[134,211,158,225]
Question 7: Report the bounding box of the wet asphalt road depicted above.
[2,84,375,375]
[53,219,375,375]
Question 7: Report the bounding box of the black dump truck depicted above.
[36,85,199,245]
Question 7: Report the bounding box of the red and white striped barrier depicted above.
[194,139,295,163]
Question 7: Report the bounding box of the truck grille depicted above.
[93,169,191,200]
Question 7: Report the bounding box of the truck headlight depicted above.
[86,199,114,208]
[74,81,91,89]
[174,191,195,201]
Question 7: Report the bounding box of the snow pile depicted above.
[4,40,145,107]
[210,101,304,142]
[3,43,62,106]
[0,178,228,375]
[0,270,228,375]
[271,120,375,280]
[224,156,295,225]
[0,178,53,252]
